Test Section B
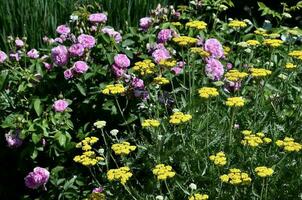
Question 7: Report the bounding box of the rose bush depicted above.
[1,1,302,199]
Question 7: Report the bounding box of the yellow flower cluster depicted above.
[190,47,210,57]
[254,28,268,36]
[133,59,156,75]
[74,137,104,166]
[198,87,219,99]
[246,40,260,46]
[288,50,302,60]
[152,164,176,180]
[276,137,302,152]
[111,142,136,156]
[142,119,160,128]
[225,97,245,107]
[220,168,252,185]
[285,62,297,69]
[173,36,198,46]
[159,59,177,68]
[107,167,133,185]
[209,152,227,166]
[241,130,272,147]
[225,70,248,81]
[255,166,274,178]
[169,112,192,124]
[228,20,247,28]
[263,39,283,47]
[153,77,170,85]
[189,193,209,200]
[250,68,272,77]
[223,46,231,56]
[186,20,207,30]
[102,84,125,95]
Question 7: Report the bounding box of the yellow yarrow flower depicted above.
[133,59,156,76]
[159,59,177,68]
[190,47,210,57]
[169,112,192,124]
[186,20,207,30]
[102,84,125,95]
[226,97,245,107]
[246,40,260,46]
[263,39,283,47]
[198,87,219,99]
[111,142,136,156]
[276,137,302,152]
[153,77,170,85]
[142,119,160,128]
[107,167,133,185]
[241,131,271,147]
[255,166,274,178]
[223,46,231,56]
[285,62,297,69]
[220,168,251,185]
[288,50,302,60]
[254,28,269,36]
[209,152,227,166]
[152,164,176,181]
[173,36,198,46]
[225,70,248,81]
[250,68,272,77]
[189,193,209,200]
[228,20,247,28]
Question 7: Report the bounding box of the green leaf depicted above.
[119,113,138,126]
[0,69,8,91]
[33,98,42,116]
[75,83,86,96]
[32,133,42,144]
[55,132,67,147]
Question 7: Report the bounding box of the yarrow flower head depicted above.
[94,121,106,129]
[204,38,224,59]
[198,87,219,99]
[246,40,260,46]
[133,59,156,76]
[173,36,198,46]
[255,166,274,178]
[250,68,272,77]
[78,34,96,49]
[51,45,69,66]
[241,130,272,147]
[169,112,192,124]
[142,119,160,128]
[107,167,133,185]
[190,47,210,57]
[285,62,296,69]
[225,70,248,81]
[228,20,247,28]
[188,193,209,200]
[288,50,302,60]
[111,142,136,156]
[89,13,107,24]
[24,167,50,189]
[186,20,207,30]
[263,39,283,47]
[276,137,302,152]
[153,77,170,85]
[102,84,125,95]
[209,152,227,166]
[152,164,176,180]
[53,99,69,112]
[226,97,245,107]
[220,168,251,185]
[205,58,224,81]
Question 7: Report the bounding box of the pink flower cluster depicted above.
[152,47,171,64]
[157,29,173,43]
[205,58,224,81]
[24,167,49,189]
[53,99,69,112]
[139,17,152,31]
[64,61,89,79]
[89,13,107,24]
[112,54,130,77]
[27,49,39,59]
[0,50,7,63]
[102,27,122,43]
[5,131,23,148]
[204,38,224,59]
